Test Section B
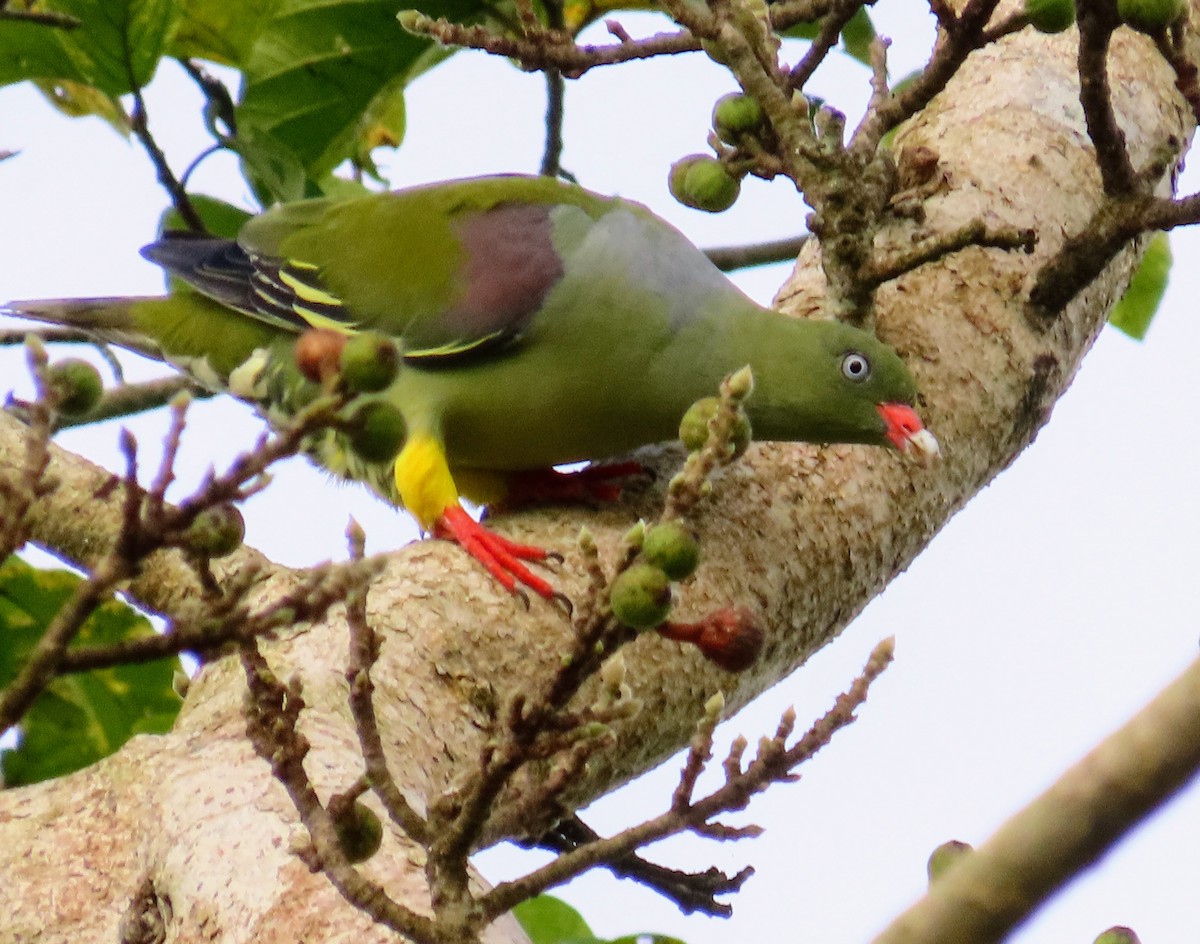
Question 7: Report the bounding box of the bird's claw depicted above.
[551,592,574,616]
[434,504,566,606]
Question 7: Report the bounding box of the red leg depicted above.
[434,505,561,603]
[500,461,649,508]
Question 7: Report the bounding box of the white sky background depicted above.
[2,8,1199,943]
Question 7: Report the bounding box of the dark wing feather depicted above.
[141,233,355,333]
[141,234,257,312]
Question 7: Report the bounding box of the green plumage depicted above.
[7,175,934,597]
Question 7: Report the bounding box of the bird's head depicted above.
[751,319,939,458]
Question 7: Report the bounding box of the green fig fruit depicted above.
[712,92,767,143]
[678,396,752,458]
[1093,929,1141,944]
[339,331,400,394]
[46,358,103,416]
[642,521,701,581]
[183,503,245,558]
[926,840,973,883]
[1117,0,1184,31]
[346,401,407,463]
[668,155,740,213]
[1025,0,1075,33]
[610,563,673,628]
[332,800,383,864]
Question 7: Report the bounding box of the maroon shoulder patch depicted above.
[448,203,564,340]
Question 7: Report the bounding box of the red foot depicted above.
[434,504,562,605]
[501,461,649,509]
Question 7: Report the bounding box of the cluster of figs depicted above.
[1025,0,1184,33]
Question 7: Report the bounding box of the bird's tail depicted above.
[4,296,165,360]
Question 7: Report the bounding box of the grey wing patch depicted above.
[141,233,356,333]
[141,234,257,312]
[403,203,564,367]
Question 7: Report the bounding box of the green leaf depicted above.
[1109,231,1172,341]
[0,556,182,786]
[161,193,255,238]
[352,71,408,184]
[512,896,687,944]
[0,0,179,95]
[513,896,600,944]
[32,78,131,133]
[224,124,310,206]
[839,8,875,66]
[236,0,480,183]
[167,0,284,67]
[781,9,875,67]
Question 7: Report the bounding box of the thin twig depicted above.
[240,644,438,944]
[54,558,381,672]
[403,13,701,77]
[1074,0,1136,195]
[54,377,211,430]
[533,815,753,916]
[786,0,864,90]
[863,222,1036,288]
[540,69,567,178]
[704,234,809,271]
[1154,29,1200,125]
[850,0,1003,154]
[127,84,205,232]
[480,638,894,920]
[344,519,431,843]
[0,554,129,737]
[0,343,56,560]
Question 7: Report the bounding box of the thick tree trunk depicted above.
[0,16,1191,944]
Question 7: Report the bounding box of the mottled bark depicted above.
[0,17,1192,944]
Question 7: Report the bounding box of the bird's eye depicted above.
[841,351,871,382]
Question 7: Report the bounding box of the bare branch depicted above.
[872,651,1200,944]
[850,0,1003,153]
[786,0,866,90]
[399,12,701,77]
[127,84,205,232]
[480,638,893,919]
[540,68,567,178]
[55,377,210,430]
[704,234,809,271]
[864,221,1036,289]
[1075,0,1137,194]
[240,644,438,944]
[532,815,753,916]
[344,519,431,844]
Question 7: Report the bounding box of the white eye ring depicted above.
[841,351,871,382]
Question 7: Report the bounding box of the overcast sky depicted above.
[2,9,1199,943]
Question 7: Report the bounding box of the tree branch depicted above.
[0,18,1192,944]
[873,652,1200,944]
[1075,0,1137,194]
[704,234,809,271]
